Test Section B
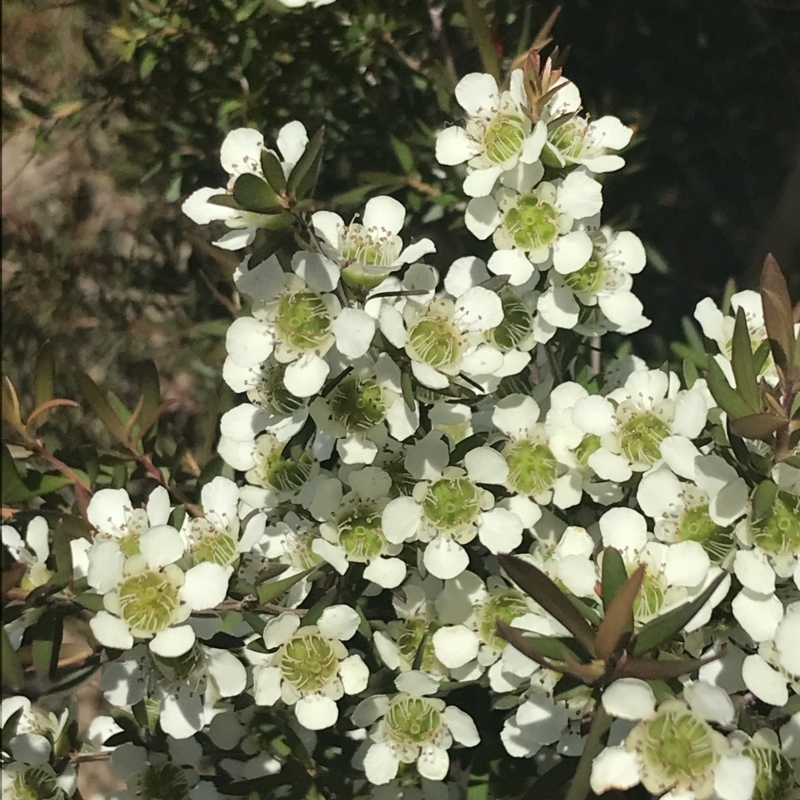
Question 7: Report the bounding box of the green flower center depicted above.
[485,293,533,351]
[338,508,386,561]
[11,767,59,800]
[395,618,443,674]
[563,257,605,294]
[544,118,588,164]
[633,569,665,622]
[640,707,717,788]
[285,531,324,571]
[384,695,443,746]
[422,477,481,530]
[118,570,180,635]
[743,743,794,800]
[280,633,339,692]
[275,290,332,351]
[341,224,394,268]
[253,440,314,493]
[504,439,559,496]
[618,412,671,466]
[678,505,733,562]
[138,762,191,800]
[483,116,526,164]
[194,530,238,567]
[248,364,305,417]
[751,495,800,557]
[575,433,601,467]
[503,194,559,251]
[408,318,461,369]
[328,376,387,432]
[478,589,529,650]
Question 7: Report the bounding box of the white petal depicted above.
[277,120,308,164]
[602,679,655,720]
[538,285,580,328]
[731,590,784,642]
[572,395,615,435]
[487,249,535,286]
[264,613,301,649]
[87,487,132,536]
[664,541,709,588]
[101,660,145,707]
[733,549,775,594]
[465,447,509,485]
[443,706,480,746]
[463,165,503,197]
[10,733,52,766]
[742,655,788,706]
[465,196,501,240]
[181,186,234,224]
[207,649,247,697]
[363,556,406,589]
[552,231,592,274]
[291,251,339,293]
[295,694,338,730]
[207,711,244,750]
[417,746,450,781]
[709,477,748,526]
[395,670,440,696]
[661,436,702,480]
[774,606,800,675]
[423,537,469,580]
[340,654,369,695]
[181,563,233,610]
[432,626,479,669]
[364,741,399,785]
[226,316,273,367]
[435,125,478,166]
[397,237,436,266]
[713,754,757,800]
[556,555,598,597]
[318,604,360,641]
[599,507,648,552]
[283,352,330,397]
[254,666,283,706]
[557,171,603,218]
[455,72,500,117]
[90,611,134,650]
[352,694,390,728]
[478,508,523,554]
[637,470,682,519]
[139,525,184,568]
[672,389,708,439]
[684,681,735,726]
[590,746,642,793]
[333,308,376,358]
[87,539,125,593]
[363,195,405,235]
[149,626,196,657]
[599,291,646,329]
[160,686,204,739]
[220,128,264,175]
[381,497,421,544]
[588,449,632,482]
[234,254,285,301]
[515,694,569,744]
[213,227,256,251]
[455,286,504,331]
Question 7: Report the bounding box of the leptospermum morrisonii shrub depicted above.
[2,5,799,800]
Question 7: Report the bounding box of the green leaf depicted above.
[258,212,295,231]
[706,359,754,420]
[390,136,414,174]
[729,412,785,440]
[619,653,721,681]
[50,520,75,586]
[595,562,643,661]
[260,148,287,193]
[630,570,729,656]
[133,360,161,440]
[461,0,501,81]
[31,611,62,679]
[232,173,283,213]
[207,193,242,209]
[74,371,129,443]
[287,126,325,200]
[751,480,778,520]
[2,444,31,505]
[401,371,415,411]
[498,554,597,654]
[730,306,761,411]
[760,254,795,379]
[139,49,157,79]
[32,342,56,429]
[74,592,105,612]
[600,548,629,611]
[257,566,317,606]
[1,626,23,689]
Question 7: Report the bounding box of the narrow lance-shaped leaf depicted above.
[729,412,786,441]
[600,547,629,610]
[706,358,754,420]
[287,126,325,200]
[32,611,63,680]
[260,148,287,193]
[256,566,318,606]
[2,376,24,432]
[595,563,644,661]
[751,480,778,520]
[74,371,129,443]
[731,306,761,411]
[2,443,31,505]
[497,554,597,654]
[618,651,723,681]
[31,342,56,429]
[760,254,795,379]
[630,570,728,657]
[232,173,283,213]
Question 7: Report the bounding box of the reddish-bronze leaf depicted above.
[595,564,644,661]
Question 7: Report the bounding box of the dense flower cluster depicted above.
[2,34,798,800]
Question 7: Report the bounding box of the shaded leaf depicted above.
[260,149,287,193]
[618,652,721,681]
[257,566,317,606]
[1,626,23,689]
[74,371,129,443]
[232,173,283,213]
[31,612,62,680]
[731,306,761,411]
[1,377,23,431]
[31,342,56,430]
[760,254,795,379]
[287,126,325,200]
[600,547,629,611]
[751,480,778,520]
[730,412,785,440]
[390,136,414,174]
[207,193,242,209]
[498,554,597,654]
[462,0,501,81]
[706,358,754,420]
[2,444,30,505]
[595,563,643,661]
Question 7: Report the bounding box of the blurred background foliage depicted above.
[3,0,800,450]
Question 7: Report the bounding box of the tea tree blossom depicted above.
[353,671,479,784]
[1,516,52,589]
[253,605,368,730]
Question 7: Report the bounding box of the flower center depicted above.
[743,742,794,800]
[12,766,59,800]
[275,290,332,351]
[563,257,605,295]
[617,411,671,466]
[138,762,191,800]
[248,364,305,417]
[422,477,481,530]
[503,194,559,251]
[285,530,324,571]
[395,618,444,675]
[408,317,462,370]
[633,568,665,623]
[478,589,529,650]
[575,433,601,467]
[677,505,733,562]
[340,223,399,269]
[328,376,387,432]
[638,706,718,790]
[279,632,339,692]
[337,508,386,561]
[194,531,239,567]
[486,293,534,351]
[751,494,800,558]
[504,439,559,496]
[117,570,181,635]
[483,115,526,164]
[384,694,444,746]
[544,118,588,164]
[252,435,314,493]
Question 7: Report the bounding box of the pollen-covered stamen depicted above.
[750,494,800,558]
[284,530,324,571]
[563,257,606,295]
[337,507,386,561]
[616,405,671,466]
[478,589,529,650]
[394,618,445,675]
[279,631,339,692]
[504,439,559,496]
[328,376,387,433]
[186,517,238,567]
[421,477,481,531]
[544,117,589,164]
[383,694,445,747]
[635,705,718,792]
[743,741,794,800]
[274,290,332,351]
[117,570,181,635]
[486,293,533,350]
[251,434,314,493]
[502,194,559,251]
[137,762,191,800]
[676,493,733,562]
[340,222,401,269]
[408,315,463,370]
[631,565,666,623]
[575,433,602,467]
[483,115,526,164]
[247,364,305,417]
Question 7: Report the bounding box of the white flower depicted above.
[353,671,479,784]
[253,605,368,730]
[277,0,336,8]
[540,80,632,172]
[465,169,603,282]
[501,692,570,758]
[593,679,756,800]
[181,122,307,250]
[726,725,800,800]
[308,195,435,290]
[435,70,546,197]
[1,516,52,589]
[1,696,68,768]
